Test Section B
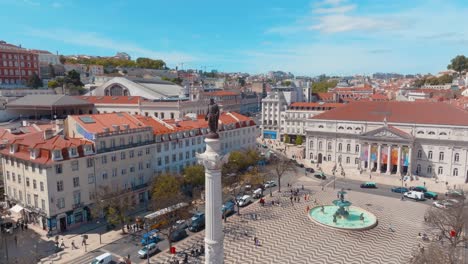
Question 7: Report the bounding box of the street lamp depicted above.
[145,223,150,264]
[96,220,102,244]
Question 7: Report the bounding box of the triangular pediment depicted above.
[360,126,413,141]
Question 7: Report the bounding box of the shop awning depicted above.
[9,204,24,213]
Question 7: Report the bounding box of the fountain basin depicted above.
[309,205,377,230]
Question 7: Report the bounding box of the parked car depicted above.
[221,200,236,217]
[305,168,315,173]
[172,219,188,230]
[410,186,427,192]
[141,230,162,246]
[237,195,253,207]
[0,222,16,234]
[189,220,205,232]
[169,229,188,242]
[404,191,426,201]
[360,182,377,188]
[391,187,409,193]
[433,200,454,209]
[314,172,326,180]
[264,181,277,188]
[445,190,465,199]
[91,253,113,264]
[191,212,205,223]
[138,242,159,258]
[252,188,263,199]
[424,191,438,200]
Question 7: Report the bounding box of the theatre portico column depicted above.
[386,145,391,174]
[396,145,402,175]
[367,143,372,171]
[377,144,382,173]
[407,146,413,176]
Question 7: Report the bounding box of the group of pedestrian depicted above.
[126,223,143,233]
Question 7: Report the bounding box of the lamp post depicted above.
[96,220,102,244]
[145,223,150,264]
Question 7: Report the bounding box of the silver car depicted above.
[138,242,158,258]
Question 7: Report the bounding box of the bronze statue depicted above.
[205,98,220,138]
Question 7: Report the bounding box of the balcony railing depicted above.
[132,183,148,191]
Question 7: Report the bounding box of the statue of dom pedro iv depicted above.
[205,98,220,139]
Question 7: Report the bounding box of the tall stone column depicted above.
[408,146,413,176]
[386,145,392,174]
[367,143,372,171]
[198,138,224,264]
[377,144,382,173]
[397,145,402,175]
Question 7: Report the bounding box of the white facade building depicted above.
[304,101,468,186]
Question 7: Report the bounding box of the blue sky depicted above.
[1,0,467,76]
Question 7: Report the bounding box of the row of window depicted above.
[416,131,447,135]
[0,53,37,60]
[416,150,456,162]
[157,149,202,166]
[415,164,461,177]
[5,171,45,191]
[7,187,45,210]
[1,61,37,68]
[98,136,152,150]
[310,141,360,153]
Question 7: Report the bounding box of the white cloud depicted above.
[313,4,356,14]
[310,14,402,33]
[320,0,346,6]
[25,28,198,64]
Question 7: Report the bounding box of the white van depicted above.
[404,191,425,201]
[90,253,113,264]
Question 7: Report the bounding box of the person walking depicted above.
[14,235,17,247]
[60,238,65,248]
[290,196,293,205]
[81,237,86,246]
[254,236,260,247]
[71,240,77,250]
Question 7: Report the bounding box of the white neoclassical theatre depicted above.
[305,101,468,185]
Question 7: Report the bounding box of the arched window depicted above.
[338,126,344,130]
[417,150,422,159]
[318,141,323,150]
[454,153,459,162]
[327,154,331,161]
[453,168,458,176]
[416,164,421,174]
[438,166,443,175]
[439,152,444,161]
[346,157,350,164]
[318,125,324,128]
[309,141,314,149]
[338,143,342,152]
[417,131,424,134]
[428,151,433,160]
[355,127,361,131]
[346,144,351,152]
[327,142,332,151]
[439,132,447,135]
[428,131,435,135]
[427,165,432,174]
[355,145,360,153]
[347,127,352,130]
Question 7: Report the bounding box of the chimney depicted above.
[55,119,64,132]
[103,127,110,133]
[44,129,54,140]
[112,125,120,132]
[123,124,130,130]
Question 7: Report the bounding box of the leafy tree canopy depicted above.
[60,56,167,69]
[183,165,205,187]
[311,79,338,93]
[447,55,468,73]
[26,73,42,88]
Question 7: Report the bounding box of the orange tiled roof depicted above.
[70,112,145,133]
[205,91,240,97]
[290,102,344,108]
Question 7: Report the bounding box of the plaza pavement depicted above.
[152,181,429,264]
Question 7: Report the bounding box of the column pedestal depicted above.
[377,144,382,173]
[386,145,392,174]
[198,138,224,264]
[367,143,372,171]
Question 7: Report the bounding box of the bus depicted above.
[144,202,189,230]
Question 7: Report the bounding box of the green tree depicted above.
[48,80,60,88]
[447,55,468,74]
[136,57,166,69]
[64,70,83,87]
[281,80,292,86]
[272,156,296,192]
[92,186,133,234]
[183,164,205,187]
[296,135,303,145]
[150,174,192,249]
[284,134,290,144]
[26,73,42,88]
[311,79,338,93]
